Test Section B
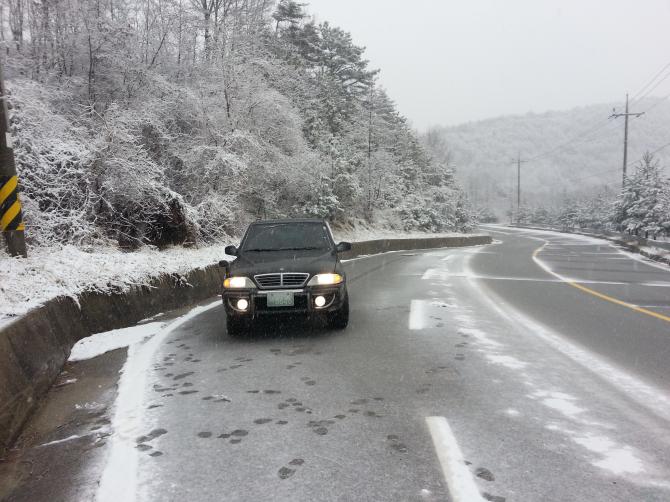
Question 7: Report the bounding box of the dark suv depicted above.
[219,219,352,335]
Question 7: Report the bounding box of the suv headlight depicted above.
[307,273,343,286]
[223,276,254,288]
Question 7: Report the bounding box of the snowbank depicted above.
[68,321,167,362]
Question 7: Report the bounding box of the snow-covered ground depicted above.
[0,244,233,326]
[0,228,481,326]
[68,321,168,362]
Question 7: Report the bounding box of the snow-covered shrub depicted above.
[10,80,102,246]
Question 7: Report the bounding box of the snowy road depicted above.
[5,226,670,502]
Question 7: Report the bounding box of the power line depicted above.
[629,70,670,106]
[631,89,670,118]
[520,117,615,164]
[565,167,621,183]
[520,61,670,166]
[629,61,670,103]
[566,136,670,184]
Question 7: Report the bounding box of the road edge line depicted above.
[425,416,485,502]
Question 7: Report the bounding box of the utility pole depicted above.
[508,153,529,225]
[610,93,644,187]
[517,152,521,214]
[366,83,374,219]
[0,59,27,257]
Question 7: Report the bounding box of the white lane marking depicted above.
[640,282,670,288]
[464,251,670,422]
[577,252,624,256]
[96,300,221,502]
[409,299,426,330]
[425,416,485,502]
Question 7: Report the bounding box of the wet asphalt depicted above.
[114,227,670,501]
[478,226,670,388]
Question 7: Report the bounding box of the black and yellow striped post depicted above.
[0,59,26,257]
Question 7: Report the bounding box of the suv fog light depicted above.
[314,295,326,308]
[237,299,249,311]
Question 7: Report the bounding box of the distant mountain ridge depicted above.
[435,98,670,214]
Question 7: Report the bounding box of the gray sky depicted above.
[305,0,670,130]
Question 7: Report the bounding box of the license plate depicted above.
[266,291,294,307]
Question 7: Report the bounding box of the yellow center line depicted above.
[532,246,670,324]
[0,200,21,230]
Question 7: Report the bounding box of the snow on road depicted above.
[414,243,670,489]
[96,301,220,502]
[69,321,167,362]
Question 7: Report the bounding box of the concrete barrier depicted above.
[0,264,225,456]
[340,234,492,260]
[78,265,225,334]
[0,233,490,456]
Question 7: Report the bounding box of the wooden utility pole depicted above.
[610,93,644,187]
[517,153,521,213]
[366,83,374,218]
[0,59,27,257]
[510,153,528,225]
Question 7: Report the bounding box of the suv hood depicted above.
[230,249,337,278]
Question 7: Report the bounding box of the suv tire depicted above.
[327,293,349,329]
[227,315,250,337]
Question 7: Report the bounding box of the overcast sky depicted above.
[305,0,670,131]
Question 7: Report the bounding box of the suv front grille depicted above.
[254,273,309,289]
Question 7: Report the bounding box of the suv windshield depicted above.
[242,223,331,252]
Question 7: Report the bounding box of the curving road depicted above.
[4,226,670,502]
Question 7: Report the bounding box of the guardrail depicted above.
[512,225,670,264]
[0,233,491,455]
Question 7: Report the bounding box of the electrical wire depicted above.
[629,70,670,107]
[629,61,670,104]
[519,61,670,165]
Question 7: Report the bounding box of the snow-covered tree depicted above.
[612,152,670,237]
[4,0,475,248]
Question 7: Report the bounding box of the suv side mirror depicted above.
[224,245,238,256]
[336,241,352,253]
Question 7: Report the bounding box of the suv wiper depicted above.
[277,246,323,251]
[243,246,324,252]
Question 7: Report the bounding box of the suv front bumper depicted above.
[223,283,346,318]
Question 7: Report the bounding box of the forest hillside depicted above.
[2,0,474,250]
[433,99,670,216]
